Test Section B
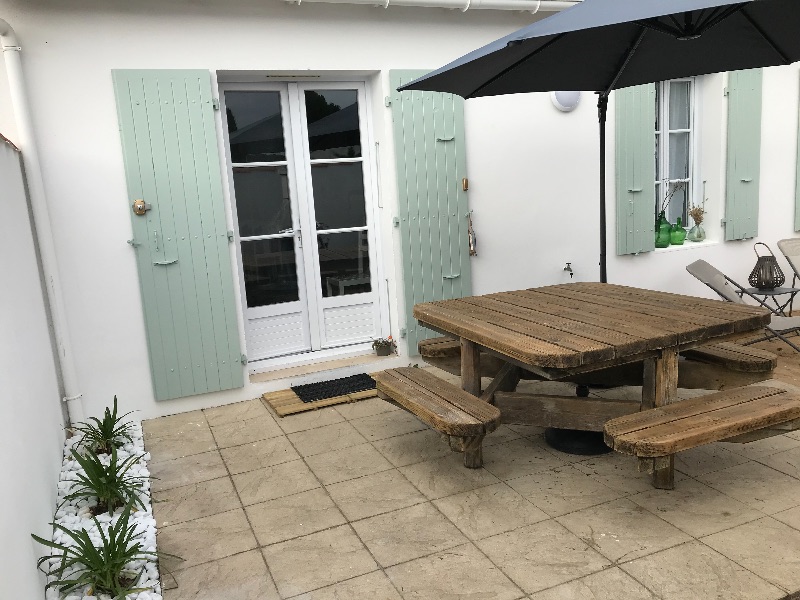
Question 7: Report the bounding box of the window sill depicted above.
[652,239,719,253]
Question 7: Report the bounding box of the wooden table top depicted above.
[412,283,771,370]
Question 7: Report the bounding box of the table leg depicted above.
[461,338,481,396]
[643,348,678,489]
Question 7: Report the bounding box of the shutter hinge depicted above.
[392,217,400,227]
[384,96,392,107]
[212,98,220,110]
[723,87,729,96]
[399,328,407,338]
[720,218,727,226]
[240,354,248,365]
[127,239,141,247]
[227,230,235,242]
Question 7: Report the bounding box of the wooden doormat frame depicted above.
[262,388,378,417]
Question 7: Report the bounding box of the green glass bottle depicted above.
[655,212,671,248]
[670,217,686,245]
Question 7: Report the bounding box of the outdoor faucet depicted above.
[564,262,573,278]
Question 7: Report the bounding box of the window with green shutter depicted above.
[112,69,245,401]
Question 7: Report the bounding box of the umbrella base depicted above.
[544,428,613,456]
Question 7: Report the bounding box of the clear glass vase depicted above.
[687,223,706,242]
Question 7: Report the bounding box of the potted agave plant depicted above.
[372,336,396,356]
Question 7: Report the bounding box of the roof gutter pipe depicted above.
[286,0,577,13]
[0,19,84,426]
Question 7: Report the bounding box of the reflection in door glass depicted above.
[304,90,361,159]
[233,166,293,237]
[225,91,286,162]
[311,163,366,230]
[241,239,299,307]
[318,231,371,297]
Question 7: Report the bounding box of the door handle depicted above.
[295,227,303,248]
[153,259,178,266]
[443,274,460,280]
[741,178,753,183]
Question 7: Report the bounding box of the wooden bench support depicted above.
[493,392,640,431]
[373,367,501,468]
[605,386,800,489]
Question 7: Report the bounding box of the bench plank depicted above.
[682,342,777,373]
[605,386,800,458]
[494,392,640,431]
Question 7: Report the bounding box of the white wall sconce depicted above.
[551,90,581,112]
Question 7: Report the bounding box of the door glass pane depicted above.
[241,238,299,307]
[225,91,286,163]
[669,82,691,130]
[318,231,371,297]
[233,166,293,237]
[304,90,361,159]
[669,132,690,179]
[311,163,366,230]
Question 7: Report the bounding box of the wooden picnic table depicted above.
[413,282,772,487]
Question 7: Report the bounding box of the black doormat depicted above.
[291,373,376,403]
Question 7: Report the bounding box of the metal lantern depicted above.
[748,242,785,290]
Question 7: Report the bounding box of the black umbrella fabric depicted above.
[401,0,800,282]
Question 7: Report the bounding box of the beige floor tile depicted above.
[262,525,377,597]
[385,542,523,600]
[334,397,399,420]
[232,459,320,506]
[483,424,523,447]
[528,567,657,600]
[325,469,426,521]
[157,508,257,572]
[759,444,800,479]
[628,478,765,538]
[352,502,467,567]
[164,550,279,600]
[622,541,784,600]
[372,429,453,467]
[556,498,692,563]
[773,505,800,531]
[142,410,206,440]
[288,421,367,457]
[372,429,454,467]
[720,434,800,460]
[203,398,269,427]
[246,487,345,546]
[674,443,750,477]
[433,482,549,540]
[349,410,428,441]
[211,416,284,449]
[574,453,669,495]
[305,443,394,485]
[476,520,611,594]
[276,406,345,434]
[292,570,402,600]
[145,426,217,462]
[702,517,800,592]
[398,453,499,500]
[482,438,567,481]
[507,465,623,518]
[220,436,300,475]
[149,451,228,493]
[152,476,239,527]
[697,461,800,515]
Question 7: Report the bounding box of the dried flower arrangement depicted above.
[688,194,707,225]
[658,180,687,216]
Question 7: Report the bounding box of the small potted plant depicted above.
[372,336,396,356]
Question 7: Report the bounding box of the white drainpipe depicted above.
[286,0,577,12]
[0,19,84,425]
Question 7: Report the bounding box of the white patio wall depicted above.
[0,138,65,599]
[0,0,797,421]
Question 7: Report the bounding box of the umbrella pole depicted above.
[598,93,609,284]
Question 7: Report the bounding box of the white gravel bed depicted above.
[42,422,162,600]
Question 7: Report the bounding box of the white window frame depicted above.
[654,78,701,229]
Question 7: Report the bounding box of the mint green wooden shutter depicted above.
[390,70,471,355]
[113,70,244,401]
[725,69,763,241]
[615,84,656,255]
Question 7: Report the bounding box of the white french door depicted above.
[221,82,379,362]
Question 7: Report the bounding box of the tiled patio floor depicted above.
[144,341,800,600]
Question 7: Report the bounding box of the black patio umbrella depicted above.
[401,0,800,283]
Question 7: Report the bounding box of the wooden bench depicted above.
[681,342,777,372]
[604,386,800,488]
[372,367,501,468]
